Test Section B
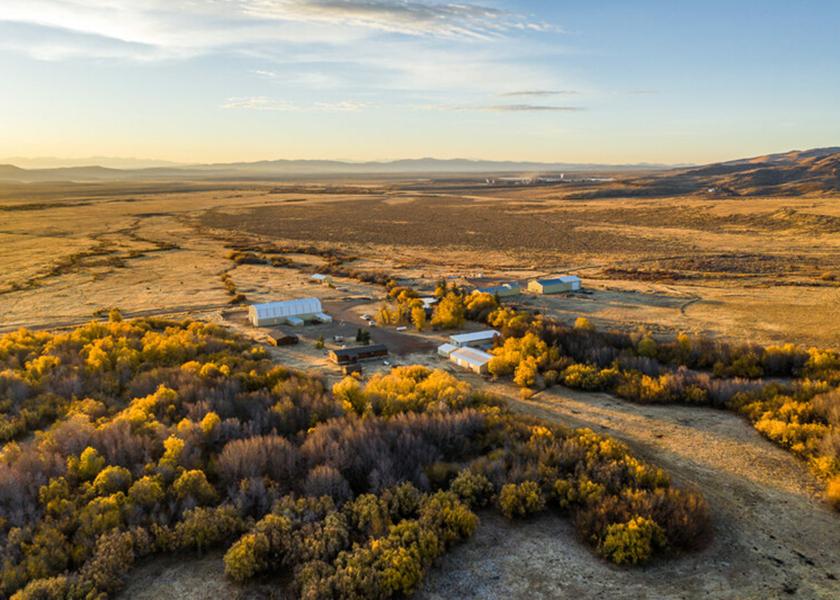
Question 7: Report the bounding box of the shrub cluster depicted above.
[375,281,498,331]
[481,302,840,510]
[0,320,709,598]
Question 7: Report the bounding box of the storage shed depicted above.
[437,343,458,357]
[449,347,493,374]
[449,330,500,349]
[329,344,389,365]
[274,334,300,346]
[527,276,581,294]
[476,283,521,298]
[249,298,332,327]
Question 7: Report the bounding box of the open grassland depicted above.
[2,179,840,346]
[2,179,840,599]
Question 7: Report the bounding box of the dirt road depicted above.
[418,383,840,600]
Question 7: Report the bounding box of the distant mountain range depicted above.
[0,158,671,183]
[2,149,839,196]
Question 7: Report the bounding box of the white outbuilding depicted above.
[449,347,493,374]
[248,298,332,327]
[437,343,458,357]
[449,330,500,349]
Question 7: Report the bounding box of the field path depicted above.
[419,382,840,600]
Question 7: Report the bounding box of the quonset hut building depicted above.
[248,298,333,327]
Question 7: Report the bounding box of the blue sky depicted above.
[0,1,838,165]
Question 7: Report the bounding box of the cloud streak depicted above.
[425,102,585,112]
[247,0,556,40]
[483,104,583,112]
[499,89,579,97]
[222,96,369,111]
[0,0,557,60]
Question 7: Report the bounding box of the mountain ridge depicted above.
[0,158,672,183]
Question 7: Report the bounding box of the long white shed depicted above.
[449,330,500,348]
[248,298,332,327]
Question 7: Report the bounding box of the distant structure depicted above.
[449,330,500,349]
[419,297,439,316]
[273,334,300,347]
[328,344,389,366]
[437,343,458,357]
[248,298,333,327]
[527,276,581,294]
[476,283,521,298]
[310,274,333,286]
[449,347,493,374]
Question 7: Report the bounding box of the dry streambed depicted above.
[418,383,840,600]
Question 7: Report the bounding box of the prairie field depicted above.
[4,179,840,346]
[2,178,840,599]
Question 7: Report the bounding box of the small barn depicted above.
[449,330,500,349]
[449,347,493,374]
[527,276,581,294]
[476,283,521,298]
[274,334,300,346]
[437,343,458,357]
[249,298,332,327]
[329,344,389,365]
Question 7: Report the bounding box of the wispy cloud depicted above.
[481,104,584,112]
[0,1,557,60]
[500,90,579,97]
[222,96,369,111]
[427,103,584,112]
[247,0,557,40]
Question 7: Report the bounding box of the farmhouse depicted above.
[527,275,581,294]
[329,344,389,365]
[449,347,493,374]
[476,283,521,298]
[248,298,333,327]
[449,330,500,349]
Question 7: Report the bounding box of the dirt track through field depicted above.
[419,383,840,600]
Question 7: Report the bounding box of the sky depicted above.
[0,0,838,166]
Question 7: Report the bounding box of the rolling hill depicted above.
[585,147,840,198]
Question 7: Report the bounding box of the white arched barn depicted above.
[248,298,332,327]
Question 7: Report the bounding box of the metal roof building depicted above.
[248,298,332,327]
[449,347,493,374]
[527,275,581,294]
[329,344,389,365]
[449,330,500,348]
[437,343,458,357]
[476,283,521,298]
